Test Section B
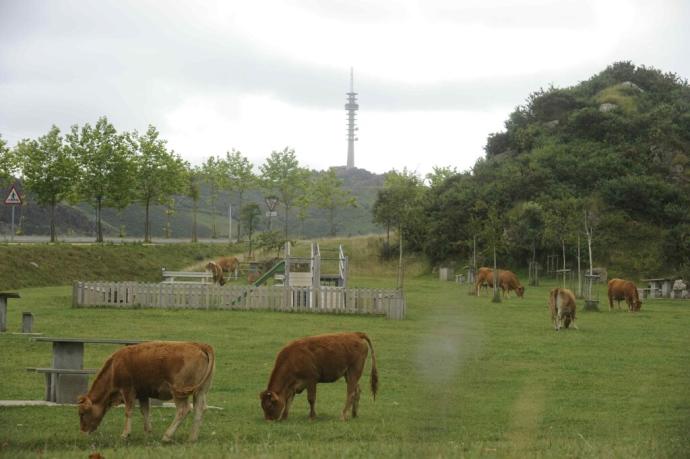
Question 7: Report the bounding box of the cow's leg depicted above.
[121,390,136,439]
[280,393,294,421]
[351,384,361,418]
[342,360,366,420]
[188,391,207,442]
[162,397,192,442]
[307,384,317,419]
[139,396,152,434]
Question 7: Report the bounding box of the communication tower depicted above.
[345,68,358,169]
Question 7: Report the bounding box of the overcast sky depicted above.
[1,0,689,177]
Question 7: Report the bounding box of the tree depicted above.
[543,197,579,287]
[15,126,78,242]
[425,165,458,188]
[67,116,133,242]
[260,147,310,242]
[131,125,188,243]
[241,203,261,257]
[201,156,225,238]
[311,169,357,237]
[224,149,256,242]
[186,165,202,243]
[0,134,16,186]
[374,169,425,288]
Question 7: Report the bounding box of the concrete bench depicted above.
[26,367,97,403]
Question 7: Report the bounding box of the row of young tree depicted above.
[0,117,356,244]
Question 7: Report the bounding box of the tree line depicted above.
[0,117,356,247]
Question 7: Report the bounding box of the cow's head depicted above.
[77,395,106,433]
[516,286,525,298]
[633,299,642,311]
[259,390,284,420]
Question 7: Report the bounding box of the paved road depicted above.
[1,235,235,244]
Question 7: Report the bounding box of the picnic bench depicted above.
[640,278,674,299]
[0,292,20,332]
[28,337,144,404]
[161,268,214,284]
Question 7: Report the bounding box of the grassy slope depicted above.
[1,263,688,458]
[0,243,244,290]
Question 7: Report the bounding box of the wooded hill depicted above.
[417,62,690,278]
[0,166,384,240]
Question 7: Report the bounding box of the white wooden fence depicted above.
[72,282,406,320]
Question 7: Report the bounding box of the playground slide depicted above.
[251,260,286,287]
[230,260,286,306]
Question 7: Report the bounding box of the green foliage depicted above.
[0,133,16,186]
[66,116,133,242]
[14,126,78,242]
[259,147,310,241]
[254,230,284,257]
[310,169,357,236]
[131,125,188,242]
[240,202,261,256]
[224,149,256,241]
[421,62,690,277]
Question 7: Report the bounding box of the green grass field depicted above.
[1,273,689,458]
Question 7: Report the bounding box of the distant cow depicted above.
[217,256,240,278]
[499,270,525,298]
[475,267,495,296]
[78,341,215,442]
[548,287,578,331]
[205,261,225,286]
[607,278,642,312]
[260,332,378,421]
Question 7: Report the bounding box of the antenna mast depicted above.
[345,67,358,169]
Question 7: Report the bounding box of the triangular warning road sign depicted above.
[4,185,22,205]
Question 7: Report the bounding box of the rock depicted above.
[544,120,559,128]
[620,81,643,92]
[599,103,617,112]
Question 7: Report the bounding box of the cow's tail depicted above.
[175,344,216,398]
[356,332,378,400]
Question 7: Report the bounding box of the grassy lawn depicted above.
[1,274,689,458]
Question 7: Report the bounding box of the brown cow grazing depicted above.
[205,261,225,286]
[608,278,642,312]
[499,270,525,298]
[260,332,378,422]
[216,256,240,278]
[78,341,215,442]
[548,287,578,331]
[475,267,495,296]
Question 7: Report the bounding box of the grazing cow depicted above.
[260,332,378,421]
[607,278,642,312]
[475,267,495,296]
[548,287,578,331]
[205,261,225,286]
[216,256,240,278]
[78,341,215,442]
[499,270,525,298]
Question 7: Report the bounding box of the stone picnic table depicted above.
[640,278,674,299]
[0,292,20,332]
[28,337,144,404]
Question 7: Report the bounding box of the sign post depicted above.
[4,185,22,242]
[264,196,279,231]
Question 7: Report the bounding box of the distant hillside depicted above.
[422,61,690,278]
[0,167,385,240]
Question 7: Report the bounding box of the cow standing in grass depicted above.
[205,261,225,286]
[498,270,525,298]
[475,267,494,296]
[260,332,378,421]
[78,341,215,442]
[607,278,642,312]
[216,256,240,279]
[548,287,578,331]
